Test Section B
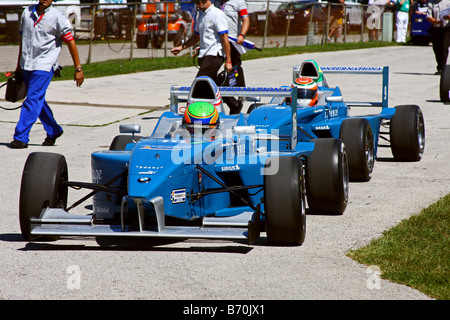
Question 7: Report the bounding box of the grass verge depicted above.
[347,194,450,300]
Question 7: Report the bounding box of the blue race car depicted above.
[244,60,425,182]
[19,76,349,246]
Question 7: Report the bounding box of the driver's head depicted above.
[182,101,220,134]
[293,76,318,107]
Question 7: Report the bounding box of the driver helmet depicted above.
[182,101,220,134]
[293,76,318,107]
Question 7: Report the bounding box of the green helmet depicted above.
[182,101,220,134]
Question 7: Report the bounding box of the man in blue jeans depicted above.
[10,0,84,149]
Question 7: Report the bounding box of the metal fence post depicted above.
[87,5,96,65]
[164,1,169,57]
[326,3,330,44]
[361,5,365,42]
[262,0,270,49]
[306,4,315,46]
[343,4,347,43]
[284,1,293,47]
[130,3,137,61]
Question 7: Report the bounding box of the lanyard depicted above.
[34,12,45,27]
[33,6,46,27]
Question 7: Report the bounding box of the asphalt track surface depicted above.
[0,46,448,300]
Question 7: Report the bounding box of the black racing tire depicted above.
[109,135,143,150]
[439,64,450,102]
[19,152,68,240]
[247,103,265,114]
[264,155,306,245]
[339,118,374,182]
[390,105,425,161]
[306,138,349,215]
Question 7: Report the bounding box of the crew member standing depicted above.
[395,0,413,43]
[426,0,450,74]
[220,0,250,114]
[10,0,84,149]
[171,0,232,94]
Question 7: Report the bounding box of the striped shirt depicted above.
[19,4,73,72]
[221,0,248,37]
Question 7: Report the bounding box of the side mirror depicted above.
[325,96,343,103]
[119,124,141,142]
[119,124,141,134]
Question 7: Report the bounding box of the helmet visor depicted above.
[297,88,317,100]
[185,123,219,135]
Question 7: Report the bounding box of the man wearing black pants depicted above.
[171,0,233,105]
[427,0,450,75]
[219,0,250,114]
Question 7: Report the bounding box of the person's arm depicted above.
[66,39,84,87]
[426,4,444,25]
[171,33,200,55]
[16,35,22,74]
[237,15,249,45]
[220,33,232,72]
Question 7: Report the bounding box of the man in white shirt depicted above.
[172,0,232,86]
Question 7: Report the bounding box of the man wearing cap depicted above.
[171,0,232,100]
[10,0,84,149]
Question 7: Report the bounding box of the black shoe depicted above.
[10,140,28,149]
[42,130,63,146]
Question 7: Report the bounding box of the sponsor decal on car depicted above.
[170,189,186,204]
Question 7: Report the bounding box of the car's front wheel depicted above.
[19,152,68,240]
[306,138,349,215]
[264,155,306,245]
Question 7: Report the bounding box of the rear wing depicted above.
[294,62,389,109]
[321,66,389,109]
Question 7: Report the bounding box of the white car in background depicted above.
[0,0,81,32]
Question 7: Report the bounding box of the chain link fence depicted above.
[0,0,398,65]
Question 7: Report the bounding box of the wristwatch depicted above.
[75,66,82,72]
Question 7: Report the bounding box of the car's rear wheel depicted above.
[339,118,374,182]
[390,105,425,161]
[19,152,68,240]
[306,138,349,215]
[264,155,306,245]
[439,64,450,102]
[109,135,143,150]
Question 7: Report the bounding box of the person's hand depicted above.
[171,46,183,56]
[237,34,245,45]
[74,69,84,87]
[225,61,233,73]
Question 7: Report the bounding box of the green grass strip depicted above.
[348,194,450,300]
